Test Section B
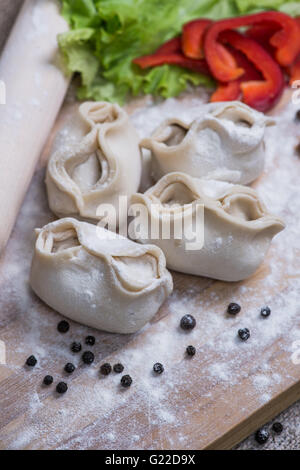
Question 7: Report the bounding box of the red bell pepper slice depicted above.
[154,36,181,54]
[133,36,210,75]
[286,17,300,84]
[246,22,279,46]
[211,80,241,102]
[287,56,300,84]
[211,47,262,103]
[133,51,210,75]
[182,19,212,59]
[204,12,300,82]
[219,30,285,112]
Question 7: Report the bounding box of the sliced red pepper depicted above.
[211,47,262,103]
[133,51,209,75]
[133,35,210,74]
[228,46,262,82]
[286,17,300,84]
[245,22,279,56]
[182,19,212,59]
[211,80,241,102]
[204,12,300,82]
[133,37,210,76]
[287,56,300,84]
[219,30,284,112]
[155,36,182,54]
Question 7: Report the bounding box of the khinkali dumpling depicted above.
[130,172,285,282]
[30,218,173,333]
[46,102,142,228]
[141,102,274,185]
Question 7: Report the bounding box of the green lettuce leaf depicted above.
[59,0,300,103]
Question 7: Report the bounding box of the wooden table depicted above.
[0,88,300,449]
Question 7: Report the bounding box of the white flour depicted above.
[0,89,300,449]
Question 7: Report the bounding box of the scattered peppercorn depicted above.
[295,110,300,121]
[186,345,196,356]
[113,363,124,374]
[227,302,241,315]
[255,428,269,445]
[85,335,95,346]
[260,306,271,318]
[153,362,164,374]
[100,363,112,375]
[71,341,82,353]
[82,351,94,365]
[121,374,132,388]
[238,328,250,341]
[272,422,283,434]
[43,375,53,386]
[57,320,70,333]
[56,382,68,394]
[64,363,75,374]
[26,355,37,367]
[180,314,196,330]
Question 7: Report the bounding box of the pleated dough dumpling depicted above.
[141,101,274,185]
[130,172,285,282]
[30,218,173,334]
[46,102,142,227]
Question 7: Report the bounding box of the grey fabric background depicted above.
[0,0,299,450]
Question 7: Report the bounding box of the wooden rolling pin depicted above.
[0,0,70,255]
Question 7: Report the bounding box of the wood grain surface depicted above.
[0,89,299,450]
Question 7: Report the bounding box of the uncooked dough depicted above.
[46,102,142,228]
[141,101,274,184]
[30,218,173,333]
[130,172,285,281]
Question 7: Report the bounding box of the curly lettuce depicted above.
[59,0,300,103]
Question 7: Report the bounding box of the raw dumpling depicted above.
[141,101,274,185]
[130,172,285,282]
[30,218,173,333]
[46,102,142,228]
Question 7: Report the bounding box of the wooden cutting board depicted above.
[0,88,299,450]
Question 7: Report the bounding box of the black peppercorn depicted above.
[272,422,283,434]
[260,306,271,318]
[82,351,94,365]
[85,336,95,346]
[255,428,269,445]
[186,345,196,356]
[26,355,37,367]
[70,342,82,353]
[57,320,69,333]
[43,375,53,386]
[64,363,75,374]
[238,328,250,341]
[120,375,132,388]
[113,363,124,374]
[153,363,164,374]
[56,382,68,394]
[180,314,196,330]
[227,303,241,315]
[100,363,112,376]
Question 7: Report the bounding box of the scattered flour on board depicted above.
[0,90,300,449]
